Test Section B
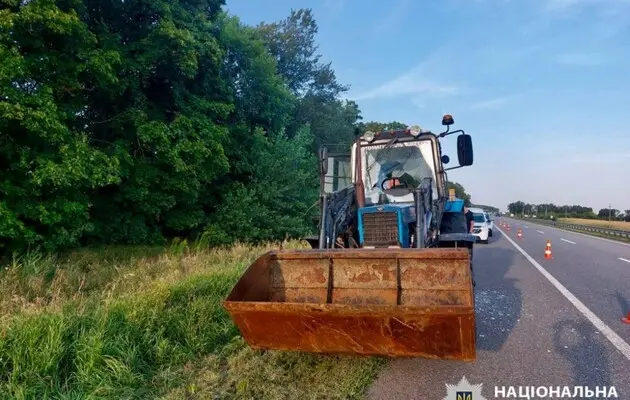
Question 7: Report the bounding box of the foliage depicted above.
[0,3,362,255]
[255,9,360,151]
[356,121,408,133]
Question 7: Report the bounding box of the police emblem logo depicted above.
[442,377,487,400]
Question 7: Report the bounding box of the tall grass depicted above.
[0,240,385,399]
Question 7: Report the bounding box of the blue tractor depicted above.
[312,114,476,260]
[224,114,479,362]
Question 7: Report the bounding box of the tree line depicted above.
[506,201,630,222]
[0,3,357,254]
[1,2,478,255]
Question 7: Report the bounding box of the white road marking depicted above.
[619,257,630,264]
[537,230,545,234]
[561,238,576,244]
[496,226,630,361]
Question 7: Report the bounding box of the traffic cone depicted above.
[622,312,630,324]
[506,224,511,232]
[517,229,523,239]
[544,240,553,259]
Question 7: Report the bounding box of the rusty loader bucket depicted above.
[223,247,476,361]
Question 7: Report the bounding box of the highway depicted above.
[367,218,630,400]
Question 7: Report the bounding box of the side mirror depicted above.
[319,146,328,176]
[457,134,473,166]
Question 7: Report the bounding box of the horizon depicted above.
[225,0,630,213]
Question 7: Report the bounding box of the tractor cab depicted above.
[352,126,441,206]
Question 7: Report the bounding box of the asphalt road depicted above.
[367,217,630,400]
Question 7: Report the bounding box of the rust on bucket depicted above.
[223,248,475,360]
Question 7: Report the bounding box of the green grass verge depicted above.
[0,240,386,399]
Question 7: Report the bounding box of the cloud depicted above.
[351,63,459,101]
[467,96,513,111]
[353,80,458,101]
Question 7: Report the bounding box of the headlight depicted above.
[363,131,376,142]
[409,125,422,136]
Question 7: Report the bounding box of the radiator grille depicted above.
[362,211,399,247]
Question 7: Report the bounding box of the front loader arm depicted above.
[318,185,356,249]
[414,177,436,248]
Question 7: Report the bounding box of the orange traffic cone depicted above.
[622,312,630,324]
[517,229,523,239]
[544,240,553,259]
[506,224,511,232]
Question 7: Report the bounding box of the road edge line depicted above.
[496,225,630,361]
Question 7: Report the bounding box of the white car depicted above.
[468,207,490,244]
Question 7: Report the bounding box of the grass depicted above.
[0,239,385,400]
[558,218,630,231]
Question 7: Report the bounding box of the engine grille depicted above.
[362,211,399,247]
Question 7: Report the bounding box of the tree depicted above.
[356,121,408,133]
[446,181,471,207]
[1,2,353,254]
[597,208,619,219]
[0,0,122,251]
[255,9,360,151]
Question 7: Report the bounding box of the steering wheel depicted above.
[381,177,408,190]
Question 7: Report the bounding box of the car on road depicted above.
[468,207,490,244]
[484,211,494,237]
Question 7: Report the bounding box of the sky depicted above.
[224,0,630,213]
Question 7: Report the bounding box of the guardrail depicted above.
[504,217,630,241]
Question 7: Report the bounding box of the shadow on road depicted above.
[553,320,611,388]
[473,234,522,352]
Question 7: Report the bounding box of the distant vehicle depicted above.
[468,207,489,244]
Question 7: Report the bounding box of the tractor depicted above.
[223,114,478,361]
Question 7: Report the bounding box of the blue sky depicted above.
[225,0,630,213]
